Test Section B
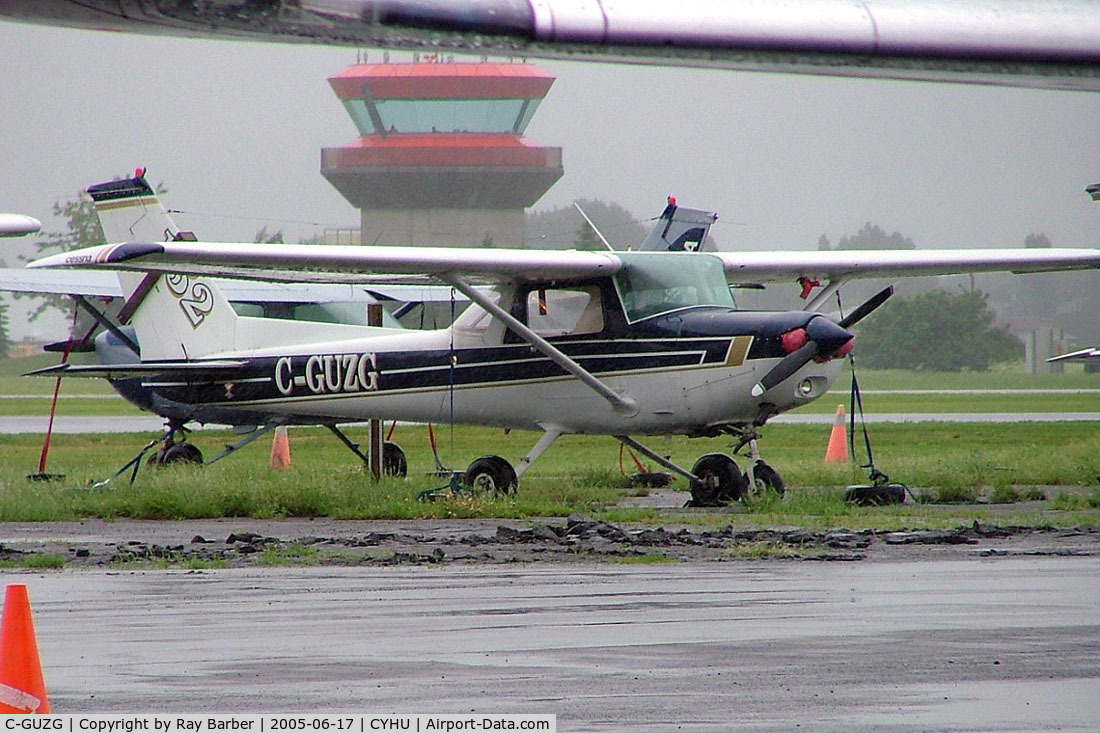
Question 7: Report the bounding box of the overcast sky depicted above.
[1,15,1098,296]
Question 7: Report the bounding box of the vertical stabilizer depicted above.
[86,169,192,244]
[637,198,718,252]
[87,171,238,360]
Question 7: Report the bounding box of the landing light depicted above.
[798,379,814,396]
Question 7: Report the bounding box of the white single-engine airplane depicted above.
[24,174,1100,504]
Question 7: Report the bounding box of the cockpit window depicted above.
[525,286,604,337]
[614,253,735,322]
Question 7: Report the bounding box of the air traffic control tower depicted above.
[321,59,563,247]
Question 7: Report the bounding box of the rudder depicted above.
[87,170,238,360]
[87,168,193,245]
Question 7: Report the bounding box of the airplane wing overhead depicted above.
[716,248,1100,283]
[1,0,1098,91]
[0,266,461,303]
[27,241,624,284]
[26,241,1100,287]
[0,268,123,297]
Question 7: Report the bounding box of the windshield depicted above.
[614,253,735,322]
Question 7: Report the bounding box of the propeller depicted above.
[751,286,894,397]
[838,285,894,329]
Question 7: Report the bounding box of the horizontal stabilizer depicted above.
[43,340,97,354]
[1047,348,1100,363]
[24,360,247,379]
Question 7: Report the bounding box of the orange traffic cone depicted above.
[0,584,50,714]
[825,405,849,463]
[270,426,291,471]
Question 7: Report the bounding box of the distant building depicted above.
[321,59,563,248]
[10,341,40,359]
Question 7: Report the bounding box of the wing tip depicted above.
[28,241,166,269]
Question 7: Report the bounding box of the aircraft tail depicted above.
[87,169,194,244]
[637,198,718,252]
[87,170,238,361]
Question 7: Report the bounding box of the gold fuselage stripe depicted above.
[724,335,753,367]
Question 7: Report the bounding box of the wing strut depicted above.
[72,295,140,355]
[442,275,639,417]
[802,278,848,311]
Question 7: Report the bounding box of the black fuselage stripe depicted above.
[136,338,751,408]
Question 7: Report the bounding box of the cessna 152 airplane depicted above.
[24,172,1100,504]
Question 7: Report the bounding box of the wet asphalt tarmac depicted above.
[18,557,1100,731]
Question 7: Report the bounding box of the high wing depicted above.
[0,267,460,304]
[0,213,41,237]
[0,268,122,298]
[26,240,1100,286]
[714,248,1100,283]
[28,242,623,284]
[1,0,1098,91]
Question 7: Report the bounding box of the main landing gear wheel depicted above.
[465,455,518,496]
[155,442,203,466]
[689,453,747,507]
[382,441,408,477]
[746,460,785,497]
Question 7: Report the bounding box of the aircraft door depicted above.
[526,285,607,403]
[525,285,604,338]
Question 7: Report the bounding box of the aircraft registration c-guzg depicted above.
[23,172,1100,505]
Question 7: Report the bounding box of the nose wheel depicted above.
[619,429,786,508]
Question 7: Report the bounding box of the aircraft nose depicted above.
[805,316,855,358]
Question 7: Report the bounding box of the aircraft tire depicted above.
[159,442,203,466]
[382,441,408,477]
[746,460,785,497]
[689,453,746,506]
[465,455,518,496]
[845,483,906,506]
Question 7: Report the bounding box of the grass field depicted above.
[2,422,1099,528]
[3,354,1100,527]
